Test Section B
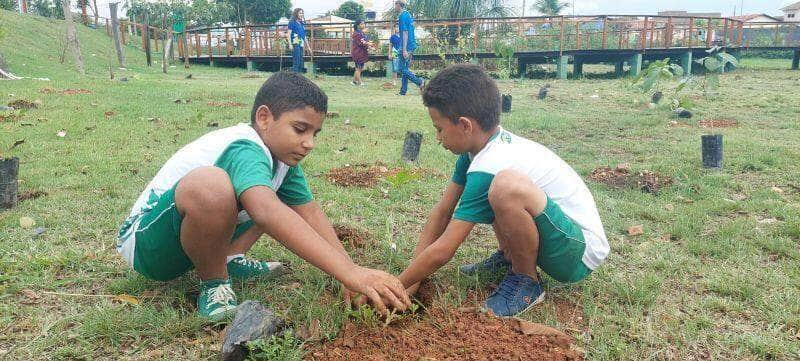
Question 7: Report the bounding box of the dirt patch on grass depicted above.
[7,99,38,110]
[61,89,92,95]
[18,190,48,202]
[0,113,21,122]
[699,119,738,128]
[326,165,401,187]
[207,101,245,107]
[334,224,374,250]
[306,306,581,361]
[589,165,673,194]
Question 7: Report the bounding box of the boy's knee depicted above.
[176,167,237,215]
[488,170,545,211]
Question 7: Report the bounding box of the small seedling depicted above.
[245,331,302,361]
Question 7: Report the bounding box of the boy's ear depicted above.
[254,105,275,130]
[457,116,476,134]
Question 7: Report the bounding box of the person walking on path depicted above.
[287,8,313,73]
[351,19,372,86]
[395,0,424,95]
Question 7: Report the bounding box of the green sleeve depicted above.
[453,172,495,224]
[451,153,471,186]
[277,165,314,206]
[214,140,275,198]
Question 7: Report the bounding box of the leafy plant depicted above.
[346,304,380,327]
[245,331,303,361]
[633,58,684,94]
[492,34,519,79]
[695,47,738,95]
[385,169,419,189]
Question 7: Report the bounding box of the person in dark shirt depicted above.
[351,19,372,86]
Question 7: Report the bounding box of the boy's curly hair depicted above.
[250,72,328,123]
[422,64,500,131]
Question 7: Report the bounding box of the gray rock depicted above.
[0,106,13,111]
[651,91,663,104]
[538,84,550,100]
[674,107,693,118]
[221,300,285,361]
[32,227,46,238]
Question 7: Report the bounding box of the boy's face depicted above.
[254,105,323,166]
[429,107,471,154]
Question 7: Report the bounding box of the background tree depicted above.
[219,0,291,25]
[30,0,65,19]
[399,0,512,45]
[334,0,364,21]
[532,0,569,16]
[0,0,16,11]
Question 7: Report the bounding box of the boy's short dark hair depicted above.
[250,71,328,124]
[422,64,500,131]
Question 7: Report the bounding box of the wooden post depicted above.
[81,1,88,25]
[162,31,172,73]
[154,28,159,53]
[106,19,110,36]
[140,23,147,50]
[144,14,152,66]
[225,28,231,56]
[601,16,608,49]
[737,21,744,46]
[618,21,624,49]
[576,21,582,49]
[706,19,713,47]
[109,2,125,68]
[688,17,694,47]
[183,32,190,68]
[649,19,655,48]
[558,16,565,55]
[722,19,728,46]
[473,19,479,54]
[640,17,648,49]
[245,26,251,57]
[665,17,673,48]
[120,21,126,45]
[195,32,201,57]
[206,29,212,58]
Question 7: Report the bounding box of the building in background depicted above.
[782,1,800,22]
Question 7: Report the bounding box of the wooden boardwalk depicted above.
[172,15,800,77]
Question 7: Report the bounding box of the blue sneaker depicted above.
[483,272,545,317]
[459,250,511,275]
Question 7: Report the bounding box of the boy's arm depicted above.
[399,220,474,288]
[405,181,465,289]
[241,186,410,313]
[291,201,358,304]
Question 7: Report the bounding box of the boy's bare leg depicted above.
[488,170,547,282]
[174,166,238,281]
[228,225,263,255]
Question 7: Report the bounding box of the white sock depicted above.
[226,254,244,263]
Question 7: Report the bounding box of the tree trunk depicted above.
[92,0,98,25]
[162,33,172,73]
[144,13,152,67]
[109,2,126,68]
[62,0,85,74]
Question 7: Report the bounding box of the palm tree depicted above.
[532,0,570,16]
[395,0,512,19]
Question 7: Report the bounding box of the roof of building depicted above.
[782,1,800,11]
[732,14,783,22]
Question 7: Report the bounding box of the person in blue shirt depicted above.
[286,8,313,73]
[394,0,424,95]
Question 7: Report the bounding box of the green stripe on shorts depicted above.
[533,198,592,283]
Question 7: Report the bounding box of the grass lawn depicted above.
[2,10,800,360]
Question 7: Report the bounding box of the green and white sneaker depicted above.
[197,279,238,321]
[227,256,286,280]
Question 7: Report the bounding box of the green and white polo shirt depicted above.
[117,123,313,247]
[451,127,609,270]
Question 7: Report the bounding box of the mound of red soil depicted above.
[7,99,38,110]
[699,119,738,128]
[305,306,582,361]
[589,165,673,194]
[333,224,374,250]
[326,165,401,187]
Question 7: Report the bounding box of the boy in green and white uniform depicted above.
[118,72,410,320]
[389,64,609,317]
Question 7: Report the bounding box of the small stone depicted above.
[627,225,644,236]
[32,227,46,237]
[674,107,692,118]
[221,301,285,361]
[19,217,36,229]
[651,91,663,104]
[771,186,784,194]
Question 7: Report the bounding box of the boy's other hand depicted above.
[346,267,411,315]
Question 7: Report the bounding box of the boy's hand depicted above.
[350,282,419,308]
[345,267,411,315]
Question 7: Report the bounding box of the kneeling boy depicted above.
[117,72,410,320]
[398,64,609,317]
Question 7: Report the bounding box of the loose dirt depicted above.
[306,307,580,361]
[17,190,48,202]
[589,164,673,194]
[207,101,245,107]
[7,99,38,110]
[326,165,401,187]
[333,224,374,250]
[61,89,92,95]
[306,279,581,361]
[699,119,739,128]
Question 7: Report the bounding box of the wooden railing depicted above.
[178,15,800,60]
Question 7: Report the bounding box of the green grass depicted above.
[2,9,800,360]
